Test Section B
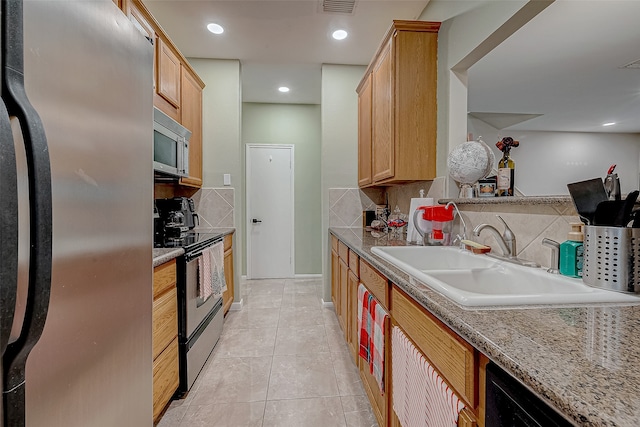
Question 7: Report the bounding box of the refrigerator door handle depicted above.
[1,0,53,425]
[0,98,18,358]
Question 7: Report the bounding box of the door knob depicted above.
[252,218,262,223]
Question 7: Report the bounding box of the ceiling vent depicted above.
[322,0,356,14]
[619,58,640,69]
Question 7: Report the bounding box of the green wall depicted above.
[320,64,366,301]
[242,103,322,274]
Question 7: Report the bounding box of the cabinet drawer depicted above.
[224,233,233,251]
[153,287,178,360]
[392,286,476,407]
[153,260,176,300]
[338,241,349,261]
[348,249,359,276]
[359,260,388,309]
[153,337,179,423]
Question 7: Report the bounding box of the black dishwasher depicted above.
[485,362,575,427]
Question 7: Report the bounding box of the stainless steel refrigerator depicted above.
[1,0,153,425]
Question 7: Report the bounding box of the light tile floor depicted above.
[157,277,377,427]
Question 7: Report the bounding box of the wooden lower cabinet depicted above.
[222,233,235,314]
[331,234,482,427]
[152,260,179,423]
[338,258,349,332]
[348,269,359,361]
[358,266,390,427]
[152,338,179,422]
[358,308,389,427]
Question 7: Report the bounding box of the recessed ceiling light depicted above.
[332,30,348,40]
[603,122,616,127]
[207,23,224,34]
[278,87,290,93]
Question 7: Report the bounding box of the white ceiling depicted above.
[144,0,431,104]
[468,0,640,133]
[144,0,640,133]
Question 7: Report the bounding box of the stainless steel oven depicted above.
[161,231,226,394]
[180,246,224,391]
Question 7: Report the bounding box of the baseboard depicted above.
[241,274,322,280]
[294,274,322,279]
[230,298,244,311]
[321,299,334,308]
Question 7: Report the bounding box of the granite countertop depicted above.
[153,248,184,267]
[330,227,640,427]
[152,228,235,267]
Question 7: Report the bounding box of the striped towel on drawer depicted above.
[371,300,388,393]
[392,326,465,427]
[358,283,388,394]
[358,284,372,366]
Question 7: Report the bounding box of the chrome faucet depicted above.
[445,201,468,249]
[473,215,516,258]
[541,238,560,274]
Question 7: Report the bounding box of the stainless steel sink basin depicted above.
[371,246,640,307]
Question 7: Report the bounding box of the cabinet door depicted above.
[338,258,349,333]
[222,235,234,314]
[371,37,395,183]
[153,338,179,423]
[359,310,389,427]
[127,0,156,90]
[157,37,181,115]
[348,269,359,362]
[179,67,203,187]
[357,74,372,187]
[331,249,339,308]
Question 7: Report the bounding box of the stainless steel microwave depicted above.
[153,107,191,178]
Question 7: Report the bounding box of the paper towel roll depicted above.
[407,198,433,243]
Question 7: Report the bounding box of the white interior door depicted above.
[246,144,294,278]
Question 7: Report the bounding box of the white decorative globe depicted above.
[447,140,495,184]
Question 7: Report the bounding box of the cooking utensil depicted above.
[567,178,608,224]
[593,191,640,226]
[593,200,625,226]
[615,190,639,226]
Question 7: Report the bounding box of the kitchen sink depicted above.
[371,246,640,307]
[371,246,498,271]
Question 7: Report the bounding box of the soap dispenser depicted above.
[559,223,584,278]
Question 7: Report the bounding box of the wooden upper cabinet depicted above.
[127,0,156,87]
[357,20,440,187]
[371,38,394,182]
[156,38,181,120]
[357,73,372,187]
[180,67,204,187]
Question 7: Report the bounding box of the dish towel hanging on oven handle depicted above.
[198,241,226,302]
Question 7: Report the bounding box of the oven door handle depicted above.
[184,238,223,262]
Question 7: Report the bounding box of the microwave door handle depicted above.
[2,0,54,425]
[182,138,188,176]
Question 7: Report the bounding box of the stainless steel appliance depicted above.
[158,231,225,394]
[153,107,190,178]
[485,362,572,426]
[1,1,153,426]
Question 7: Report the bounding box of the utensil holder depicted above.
[583,226,640,293]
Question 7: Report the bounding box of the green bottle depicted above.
[559,223,584,278]
[496,147,515,197]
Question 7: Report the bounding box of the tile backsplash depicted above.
[190,187,235,228]
[329,188,384,227]
[455,201,580,269]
